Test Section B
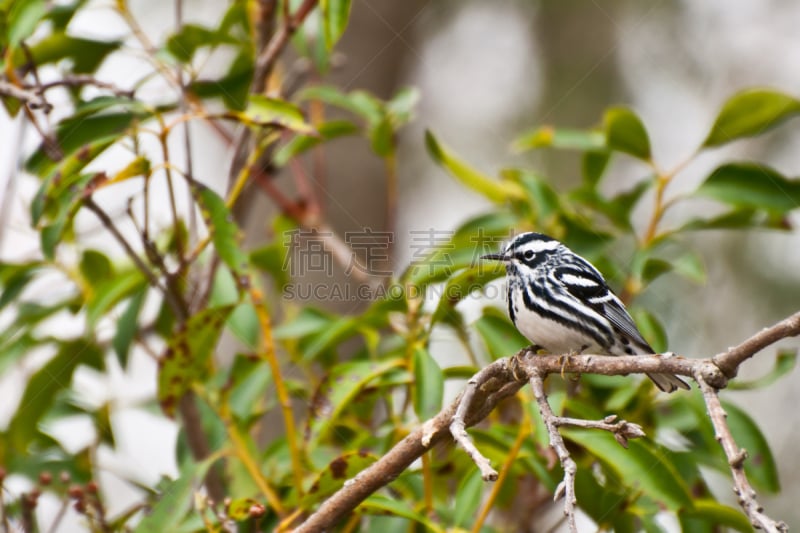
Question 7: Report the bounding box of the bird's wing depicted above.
[554,263,653,352]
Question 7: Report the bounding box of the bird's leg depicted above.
[560,345,589,380]
[511,345,543,381]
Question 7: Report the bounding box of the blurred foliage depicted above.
[0,0,798,531]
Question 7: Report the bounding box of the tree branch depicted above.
[295,311,800,531]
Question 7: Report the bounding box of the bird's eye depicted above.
[523,250,534,260]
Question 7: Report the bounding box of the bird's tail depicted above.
[647,373,690,393]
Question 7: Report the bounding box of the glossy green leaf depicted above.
[306,357,404,444]
[302,451,377,507]
[513,126,605,153]
[79,249,112,283]
[426,130,524,203]
[672,252,707,284]
[370,115,394,157]
[157,306,234,417]
[412,347,443,420]
[680,499,752,532]
[273,120,358,166]
[274,308,333,340]
[703,88,800,147]
[603,106,651,161]
[631,308,668,353]
[503,168,562,223]
[193,184,250,281]
[453,470,484,527]
[695,163,800,214]
[112,289,146,369]
[474,308,530,360]
[321,0,352,50]
[722,400,780,493]
[729,348,796,390]
[680,208,767,232]
[235,95,315,134]
[7,340,104,452]
[564,430,693,510]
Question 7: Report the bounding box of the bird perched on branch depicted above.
[482,232,689,392]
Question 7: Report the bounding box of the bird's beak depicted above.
[481,253,507,262]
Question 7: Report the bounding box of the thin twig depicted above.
[253,0,320,86]
[695,373,788,532]
[529,372,578,532]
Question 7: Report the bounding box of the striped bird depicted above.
[482,232,688,392]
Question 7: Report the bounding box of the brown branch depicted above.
[292,358,525,533]
[253,0,320,88]
[295,310,800,531]
[0,80,49,110]
[713,310,800,379]
[695,373,788,532]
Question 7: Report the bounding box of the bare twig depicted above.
[253,0,320,87]
[0,80,49,110]
[695,373,788,532]
[529,372,578,532]
[296,309,800,531]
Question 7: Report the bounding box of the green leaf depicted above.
[360,495,441,531]
[631,308,668,353]
[235,95,315,134]
[680,499,753,532]
[641,258,672,284]
[157,306,234,417]
[7,340,104,452]
[430,266,504,326]
[133,459,212,533]
[564,430,693,510]
[86,268,147,326]
[453,469,484,527]
[723,400,779,493]
[193,184,250,282]
[672,252,707,284]
[603,106,651,161]
[166,23,237,63]
[582,150,612,187]
[189,49,253,110]
[386,87,420,125]
[0,261,41,312]
[79,249,113,283]
[226,357,272,424]
[321,0,352,50]
[412,347,443,420]
[273,120,358,166]
[300,86,382,125]
[703,88,800,147]
[695,163,800,214]
[274,308,333,340]
[20,32,121,73]
[426,131,524,204]
[112,289,146,369]
[7,0,46,47]
[306,358,404,444]
[729,348,797,390]
[370,115,394,157]
[26,110,148,178]
[513,126,605,153]
[474,308,530,360]
[302,451,377,508]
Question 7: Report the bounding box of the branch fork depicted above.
[295,310,800,532]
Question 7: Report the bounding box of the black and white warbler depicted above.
[482,232,689,392]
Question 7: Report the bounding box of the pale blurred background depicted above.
[2,0,800,530]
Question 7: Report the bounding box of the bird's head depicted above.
[481,232,562,273]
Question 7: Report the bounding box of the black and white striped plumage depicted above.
[483,232,688,393]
